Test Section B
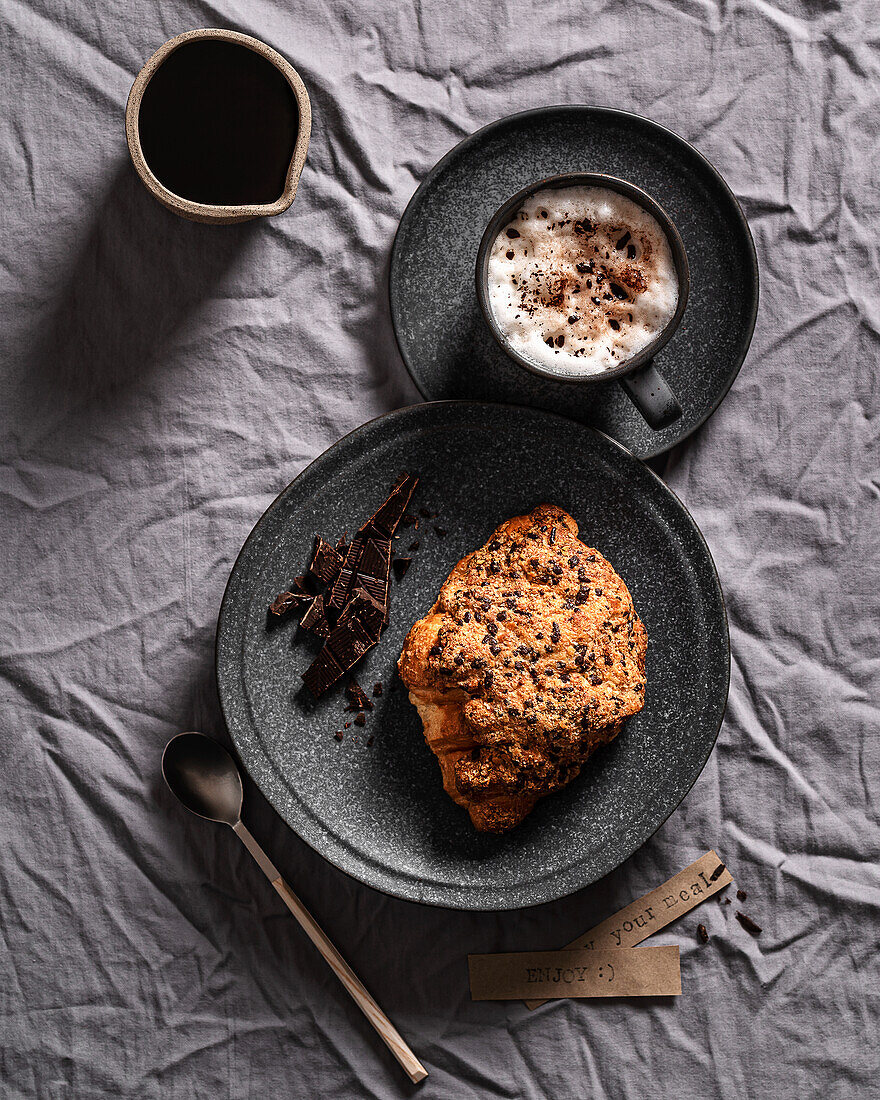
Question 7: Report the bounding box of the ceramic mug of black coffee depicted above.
[476,173,689,430]
[126,29,311,225]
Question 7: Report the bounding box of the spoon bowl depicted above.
[162,732,243,825]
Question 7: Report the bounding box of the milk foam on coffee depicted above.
[487,186,679,376]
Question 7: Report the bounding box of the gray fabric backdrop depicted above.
[2,0,879,1096]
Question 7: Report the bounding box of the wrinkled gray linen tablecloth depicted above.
[2,1,879,1096]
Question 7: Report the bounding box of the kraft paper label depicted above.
[525,850,732,1008]
[469,945,681,1000]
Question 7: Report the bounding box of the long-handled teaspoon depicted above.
[162,732,428,1084]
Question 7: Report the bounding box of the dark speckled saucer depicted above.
[216,402,729,910]
[390,106,759,460]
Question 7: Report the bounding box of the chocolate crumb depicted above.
[735,911,762,937]
[372,682,383,697]
[334,731,344,742]
[354,712,366,727]
[433,526,448,538]
[408,540,420,552]
[366,736,374,747]
[736,888,747,901]
[393,557,412,581]
[697,923,709,944]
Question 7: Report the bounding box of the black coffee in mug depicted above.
[137,39,299,206]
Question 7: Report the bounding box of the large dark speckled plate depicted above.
[217,403,728,910]
[390,106,759,460]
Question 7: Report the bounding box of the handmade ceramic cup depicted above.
[126,29,311,225]
[476,173,690,430]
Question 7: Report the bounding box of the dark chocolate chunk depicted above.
[393,557,412,582]
[346,679,373,711]
[551,622,561,644]
[302,647,344,696]
[697,923,709,944]
[369,474,419,539]
[338,587,385,639]
[354,712,366,727]
[300,593,330,638]
[505,226,520,238]
[709,863,726,882]
[269,589,310,617]
[737,889,747,901]
[735,912,762,937]
[309,536,343,585]
[326,618,375,670]
[327,532,365,610]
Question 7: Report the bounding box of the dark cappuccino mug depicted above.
[476,172,690,430]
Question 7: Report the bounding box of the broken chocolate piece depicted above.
[393,557,412,582]
[300,593,330,638]
[735,912,762,937]
[326,618,375,670]
[269,589,310,617]
[697,923,709,944]
[369,474,419,539]
[346,679,374,710]
[354,712,366,727]
[338,587,385,639]
[309,537,343,585]
[327,532,365,611]
[302,647,344,696]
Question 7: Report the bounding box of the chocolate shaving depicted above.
[735,912,762,937]
[393,557,412,582]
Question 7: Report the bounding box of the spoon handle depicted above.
[232,821,428,1084]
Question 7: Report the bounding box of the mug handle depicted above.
[619,360,682,430]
